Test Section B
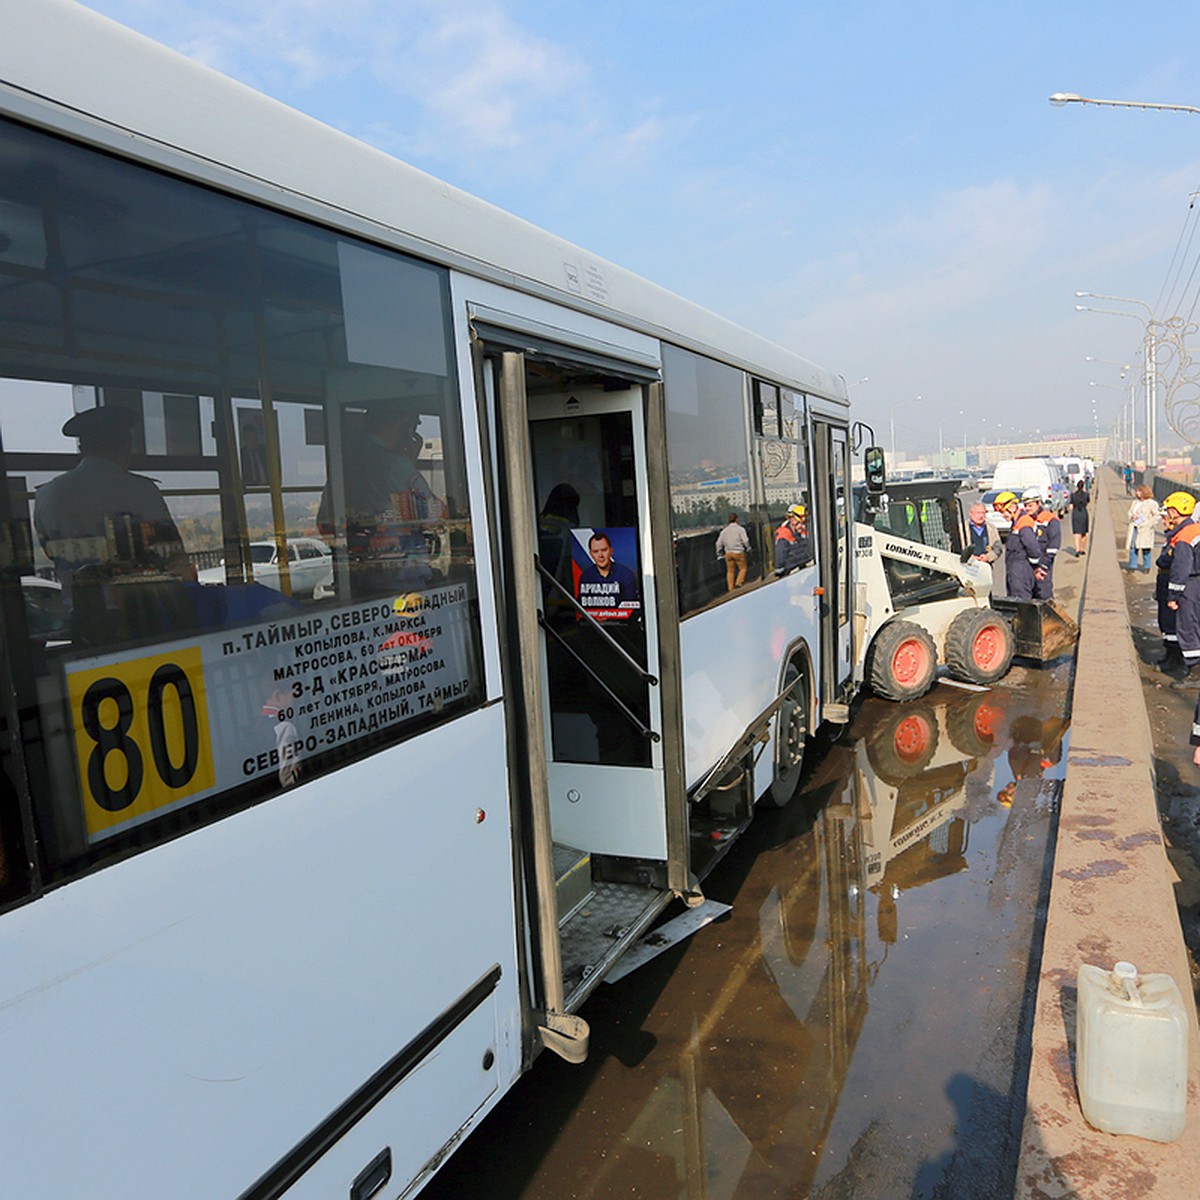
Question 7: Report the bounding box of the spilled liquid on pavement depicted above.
[424,664,1070,1200]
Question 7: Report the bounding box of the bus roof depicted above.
[1,0,847,404]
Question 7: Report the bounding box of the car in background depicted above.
[197,537,332,597]
[989,457,1069,516]
[1053,455,1094,490]
[22,575,69,644]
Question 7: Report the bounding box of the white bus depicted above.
[0,3,861,1196]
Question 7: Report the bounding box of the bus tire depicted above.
[765,661,808,807]
[868,620,937,702]
[944,608,1014,686]
[865,705,940,784]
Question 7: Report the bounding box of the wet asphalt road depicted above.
[423,646,1077,1199]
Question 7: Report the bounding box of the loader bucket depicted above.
[990,597,1079,662]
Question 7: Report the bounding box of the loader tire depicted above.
[944,608,1014,685]
[868,620,938,702]
[866,704,940,784]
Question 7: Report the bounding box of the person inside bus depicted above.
[33,405,195,643]
[774,504,813,575]
[318,398,447,595]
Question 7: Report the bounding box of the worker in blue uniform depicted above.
[996,491,1042,601]
[1161,492,1200,688]
[1026,488,1061,602]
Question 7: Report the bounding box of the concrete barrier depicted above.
[1017,470,1200,1197]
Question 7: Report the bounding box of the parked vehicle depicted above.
[1052,456,1093,490]
[989,458,1069,516]
[197,537,333,596]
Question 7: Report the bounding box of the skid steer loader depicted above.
[852,479,1078,702]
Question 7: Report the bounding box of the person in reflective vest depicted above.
[1161,491,1200,688]
[1156,495,1186,670]
[774,504,813,575]
[1025,488,1060,601]
[996,491,1041,600]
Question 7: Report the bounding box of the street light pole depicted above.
[889,395,921,466]
[1050,93,1200,117]
[1075,294,1158,467]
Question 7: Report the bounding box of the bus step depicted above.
[603,899,733,983]
[823,702,851,724]
[554,844,594,926]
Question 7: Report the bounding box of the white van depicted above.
[990,457,1070,515]
[1053,455,1093,490]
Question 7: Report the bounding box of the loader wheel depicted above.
[866,705,940,784]
[868,620,938,701]
[764,661,808,807]
[944,608,1014,685]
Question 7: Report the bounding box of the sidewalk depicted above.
[1017,469,1200,1199]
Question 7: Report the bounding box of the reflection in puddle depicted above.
[423,676,1068,1200]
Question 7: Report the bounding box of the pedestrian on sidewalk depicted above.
[1067,480,1090,556]
[1124,463,1135,494]
[1126,485,1159,571]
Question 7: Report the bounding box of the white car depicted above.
[198,538,332,596]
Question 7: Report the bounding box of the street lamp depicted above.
[889,395,921,466]
[1086,356,1135,462]
[1075,294,1158,466]
[1050,92,1200,117]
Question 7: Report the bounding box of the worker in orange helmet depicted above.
[1160,491,1200,688]
[774,503,813,576]
[995,491,1041,600]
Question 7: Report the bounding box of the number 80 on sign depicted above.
[67,646,216,841]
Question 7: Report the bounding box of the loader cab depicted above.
[854,479,966,606]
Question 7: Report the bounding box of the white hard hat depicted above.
[1021,487,1041,501]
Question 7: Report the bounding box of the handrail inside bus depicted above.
[536,614,660,744]
[534,556,659,686]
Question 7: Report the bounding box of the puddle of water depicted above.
[422,671,1069,1200]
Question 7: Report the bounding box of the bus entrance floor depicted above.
[422,573,1086,1198]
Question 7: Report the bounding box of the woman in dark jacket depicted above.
[1068,481,1090,556]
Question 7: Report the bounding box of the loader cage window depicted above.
[863,488,965,606]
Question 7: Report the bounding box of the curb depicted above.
[1016,470,1200,1197]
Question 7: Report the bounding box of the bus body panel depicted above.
[679,576,821,790]
[0,708,523,1198]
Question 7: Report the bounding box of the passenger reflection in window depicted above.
[319,399,447,596]
[33,406,195,645]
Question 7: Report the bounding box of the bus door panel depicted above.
[526,391,668,860]
[812,421,854,701]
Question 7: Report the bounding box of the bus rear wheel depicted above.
[944,608,1014,686]
[868,620,937,702]
[765,661,808,807]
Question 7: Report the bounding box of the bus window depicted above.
[0,115,484,887]
[662,345,750,616]
[757,385,810,554]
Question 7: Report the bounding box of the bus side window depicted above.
[0,116,485,888]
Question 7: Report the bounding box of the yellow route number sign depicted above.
[68,646,216,840]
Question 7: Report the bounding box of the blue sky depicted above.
[79,0,1200,458]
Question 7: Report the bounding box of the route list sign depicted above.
[64,583,479,842]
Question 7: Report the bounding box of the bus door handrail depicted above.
[534,556,659,686]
